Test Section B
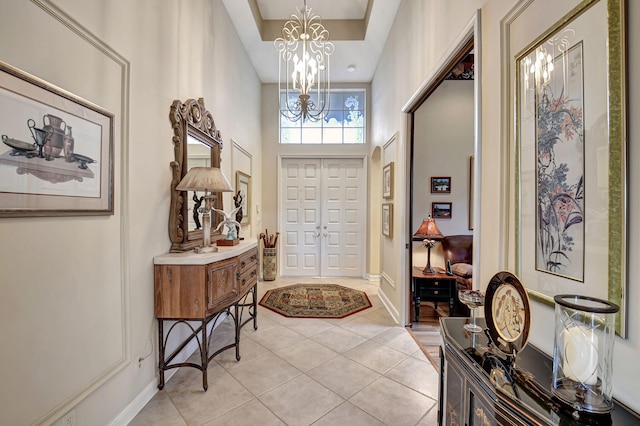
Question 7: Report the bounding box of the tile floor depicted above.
[130,277,443,426]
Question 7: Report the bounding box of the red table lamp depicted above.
[413,215,444,274]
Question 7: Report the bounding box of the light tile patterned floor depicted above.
[130,277,441,426]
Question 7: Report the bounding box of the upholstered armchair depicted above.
[441,234,473,315]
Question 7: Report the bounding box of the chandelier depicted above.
[274,0,334,122]
[523,46,555,89]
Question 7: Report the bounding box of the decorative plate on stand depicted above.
[484,271,531,356]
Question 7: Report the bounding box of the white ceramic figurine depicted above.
[212,206,242,240]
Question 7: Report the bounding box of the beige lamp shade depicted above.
[176,167,233,192]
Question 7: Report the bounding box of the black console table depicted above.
[439,317,640,425]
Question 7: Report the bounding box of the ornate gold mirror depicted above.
[168,98,224,252]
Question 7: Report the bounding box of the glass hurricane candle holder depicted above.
[552,294,619,416]
[459,290,485,333]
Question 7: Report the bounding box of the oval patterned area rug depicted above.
[259,283,372,319]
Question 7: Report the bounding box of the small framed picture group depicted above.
[430,176,452,218]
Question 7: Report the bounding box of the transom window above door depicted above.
[279,89,366,144]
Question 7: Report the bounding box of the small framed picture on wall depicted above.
[235,170,251,224]
[383,162,394,199]
[432,202,452,219]
[431,176,451,193]
[382,203,393,237]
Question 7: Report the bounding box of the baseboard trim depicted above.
[365,274,381,282]
[377,287,400,324]
[108,314,226,425]
[108,378,158,426]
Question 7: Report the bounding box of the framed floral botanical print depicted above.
[506,0,628,335]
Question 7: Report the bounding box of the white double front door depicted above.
[280,157,366,277]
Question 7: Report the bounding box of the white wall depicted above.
[379,132,399,316]
[0,0,262,424]
[372,0,640,413]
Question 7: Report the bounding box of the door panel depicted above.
[282,159,322,275]
[280,157,365,277]
[321,158,364,277]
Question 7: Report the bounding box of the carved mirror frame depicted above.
[168,98,224,252]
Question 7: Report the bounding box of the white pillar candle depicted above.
[563,325,598,385]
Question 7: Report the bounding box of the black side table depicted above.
[412,266,458,322]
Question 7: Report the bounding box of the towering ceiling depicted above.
[221,0,401,83]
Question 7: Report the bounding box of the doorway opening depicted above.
[404,19,480,325]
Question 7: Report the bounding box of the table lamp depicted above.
[176,167,233,253]
[413,214,444,274]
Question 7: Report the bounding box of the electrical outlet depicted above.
[59,410,75,426]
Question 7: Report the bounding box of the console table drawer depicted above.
[420,280,449,290]
[238,267,258,293]
[238,247,258,275]
[419,287,450,299]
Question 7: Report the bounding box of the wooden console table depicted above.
[439,317,640,425]
[154,241,258,391]
[412,267,458,321]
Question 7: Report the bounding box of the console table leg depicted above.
[415,295,421,322]
[157,319,165,390]
[252,285,258,331]
[201,319,208,391]
[234,304,241,361]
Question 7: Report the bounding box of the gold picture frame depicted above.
[507,0,628,336]
[235,170,251,225]
[382,162,394,199]
[382,203,393,238]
